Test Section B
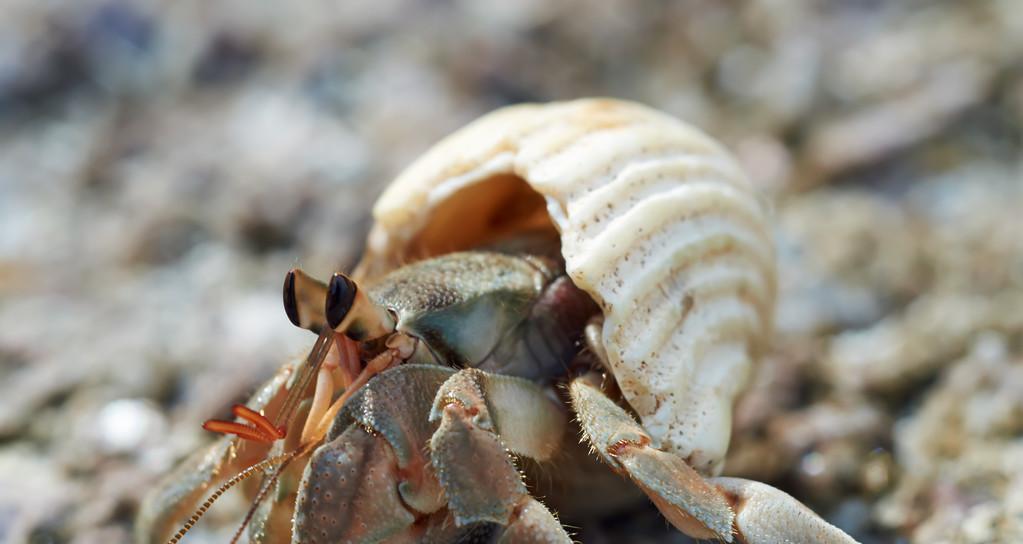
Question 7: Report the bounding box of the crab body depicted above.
[366,250,597,381]
[138,99,858,544]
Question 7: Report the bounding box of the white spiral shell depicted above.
[356,98,776,474]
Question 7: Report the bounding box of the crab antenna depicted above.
[227,448,302,544]
[326,272,395,340]
[165,450,299,544]
[283,268,329,333]
[273,327,334,434]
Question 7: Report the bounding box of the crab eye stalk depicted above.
[283,268,329,333]
[283,270,301,327]
[326,272,395,340]
[325,273,357,329]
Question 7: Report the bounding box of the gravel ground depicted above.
[1,1,1021,543]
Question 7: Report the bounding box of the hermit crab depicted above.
[137,98,857,543]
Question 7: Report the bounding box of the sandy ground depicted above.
[1,1,1022,543]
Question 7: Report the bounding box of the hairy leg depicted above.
[569,373,735,539]
[571,315,859,543]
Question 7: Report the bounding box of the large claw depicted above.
[293,365,459,542]
[294,425,417,543]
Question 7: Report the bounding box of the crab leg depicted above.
[568,373,857,543]
[428,368,572,543]
[708,477,860,544]
[569,373,734,539]
[298,364,334,444]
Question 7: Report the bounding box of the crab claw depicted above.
[292,365,452,542]
[296,424,417,541]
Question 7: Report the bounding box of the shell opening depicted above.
[405,174,557,259]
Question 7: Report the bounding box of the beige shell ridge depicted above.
[359,98,777,474]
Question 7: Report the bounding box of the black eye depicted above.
[283,269,300,327]
[326,273,357,329]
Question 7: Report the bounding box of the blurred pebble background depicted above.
[0,1,1021,543]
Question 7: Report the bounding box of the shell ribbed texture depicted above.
[367,99,776,472]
